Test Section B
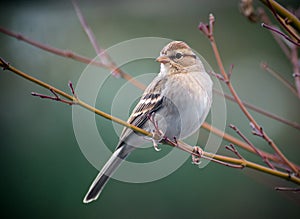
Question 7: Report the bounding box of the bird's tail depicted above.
[83,144,132,203]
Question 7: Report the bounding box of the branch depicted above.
[1,57,300,185]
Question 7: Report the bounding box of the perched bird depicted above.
[83,41,213,203]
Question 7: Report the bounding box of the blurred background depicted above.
[0,0,299,218]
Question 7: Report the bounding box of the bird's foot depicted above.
[151,130,162,151]
[192,146,203,165]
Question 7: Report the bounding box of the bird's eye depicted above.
[175,52,183,59]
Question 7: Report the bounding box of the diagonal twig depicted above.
[0,26,146,90]
[229,124,275,170]
[260,62,298,97]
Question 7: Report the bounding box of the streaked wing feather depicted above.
[117,93,164,148]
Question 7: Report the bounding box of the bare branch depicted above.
[199,14,299,175]
[1,58,300,186]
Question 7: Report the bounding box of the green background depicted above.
[0,0,299,218]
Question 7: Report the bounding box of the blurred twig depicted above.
[213,88,300,129]
[0,26,146,91]
[260,62,298,97]
[72,0,122,78]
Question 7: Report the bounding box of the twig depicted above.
[199,14,299,175]
[291,45,300,98]
[229,124,275,170]
[258,7,291,60]
[260,62,298,97]
[72,0,122,78]
[261,23,300,47]
[72,0,107,61]
[31,81,78,105]
[0,26,146,90]
[202,122,286,166]
[32,89,75,105]
[225,143,244,160]
[213,88,300,130]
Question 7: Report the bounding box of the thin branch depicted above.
[31,81,78,105]
[225,143,244,160]
[0,26,146,90]
[72,0,107,60]
[199,14,299,175]
[258,8,291,60]
[72,0,122,78]
[201,122,288,166]
[31,89,76,105]
[213,88,300,130]
[229,124,275,170]
[262,23,300,47]
[260,62,298,97]
[291,45,300,98]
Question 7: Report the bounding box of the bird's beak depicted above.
[156,55,170,64]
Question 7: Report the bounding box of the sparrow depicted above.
[83,41,213,203]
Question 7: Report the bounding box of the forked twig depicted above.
[229,124,275,170]
[31,81,78,105]
[226,143,244,160]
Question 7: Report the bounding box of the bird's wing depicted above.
[116,76,166,148]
